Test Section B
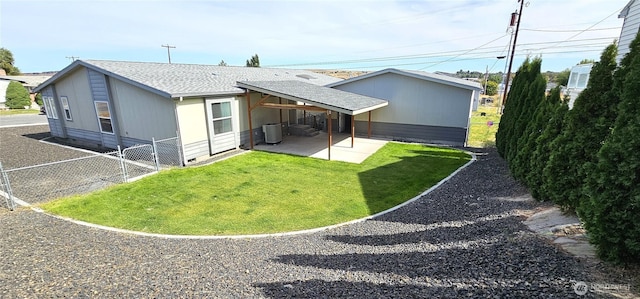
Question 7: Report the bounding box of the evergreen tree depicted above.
[505,58,544,166]
[510,70,548,181]
[527,88,568,200]
[496,58,533,156]
[5,81,31,109]
[542,43,618,210]
[246,54,260,67]
[0,47,21,75]
[582,33,640,263]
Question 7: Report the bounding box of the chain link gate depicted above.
[122,144,157,181]
[0,162,16,211]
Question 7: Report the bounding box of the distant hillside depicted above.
[309,69,369,80]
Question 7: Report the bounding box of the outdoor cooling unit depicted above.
[262,123,282,144]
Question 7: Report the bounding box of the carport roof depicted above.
[236,80,388,115]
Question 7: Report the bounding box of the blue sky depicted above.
[0,0,628,74]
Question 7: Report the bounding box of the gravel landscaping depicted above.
[0,125,637,297]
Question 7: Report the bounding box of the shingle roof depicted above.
[327,68,482,91]
[237,80,388,115]
[34,60,342,97]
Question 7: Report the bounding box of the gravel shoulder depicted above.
[0,128,637,297]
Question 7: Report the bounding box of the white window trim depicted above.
[211,101,233,135]
[60,96,72,121]
[44,96,58,119]
[94,101,114,134]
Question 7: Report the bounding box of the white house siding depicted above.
[108,78,176,147]
[0,80,9,107]
[176,97,209,161]
[333,72,473,145]
[618,0,640,63]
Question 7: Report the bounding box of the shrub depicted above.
[527,89,567,201]
[496,57,539,157]
[582,33,640,263]
[5,81,31,109]
[542,43,618,210]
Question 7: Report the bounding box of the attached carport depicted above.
[236,80,388,160]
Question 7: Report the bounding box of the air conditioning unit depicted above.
[262,123,282,144]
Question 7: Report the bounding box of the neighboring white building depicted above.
[565,63,593,109]
[0,75,51,109]
[617,0,640,63]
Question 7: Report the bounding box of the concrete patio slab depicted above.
[253,132,388,164]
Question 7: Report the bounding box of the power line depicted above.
[521,26,621,33]
[264,36,617,69]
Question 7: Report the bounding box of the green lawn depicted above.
[468,105,501,148]
[0,109,40,116]
[41,143,471,235]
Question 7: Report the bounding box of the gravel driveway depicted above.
[3,145,636,298]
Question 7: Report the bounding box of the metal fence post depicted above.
[117,145,128,183]
[152,137,160,172]
[176,131,184,167]
[0,162,16,211]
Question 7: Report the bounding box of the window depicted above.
[60,96,72,120]
[567,72,578,88]
[44,96,58,119]
[577,73,589,89]
[211,102,232,134]
[94,101,113,133]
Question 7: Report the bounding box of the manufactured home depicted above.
[33,60,389,164]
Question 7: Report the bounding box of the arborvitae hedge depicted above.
[505,58,544,167]
[542,44,618,210]
[510,74,550,183]
[527,89,567,201]
[5,81,31,109]
[582,34,640,263]
[496,57,536,158]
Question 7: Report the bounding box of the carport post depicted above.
[246,90,254,149]
[368,111,372,138]
[327,110,332,160]
[351,115,355,148]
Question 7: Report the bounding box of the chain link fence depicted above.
[0,137,183,210]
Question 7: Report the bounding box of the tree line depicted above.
[495,32,640,263]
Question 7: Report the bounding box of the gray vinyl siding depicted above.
[121,136,152,148]
[109,78,177,141]
[240,127,265,147]
[87,69,109,102]
[53,68,99,131]
[65,127,102,144]
[87,69,119,149]
[333,72,472,128]
[356,121,466,146]
[183,140,210,161]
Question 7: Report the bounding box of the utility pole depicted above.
[501,0,525,108]
[161,44,176,63]
[483,65,489,96]
[66,56,79,62]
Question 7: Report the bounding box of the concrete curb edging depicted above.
[30,149,477,240]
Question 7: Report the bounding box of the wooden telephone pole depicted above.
[501,0,525,107]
